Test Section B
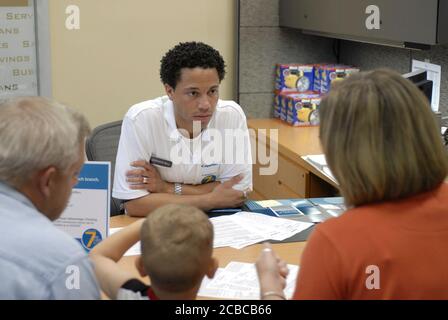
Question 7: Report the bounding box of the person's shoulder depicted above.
[36,225,88,263]
[436,182,448,199]
[0,257,49,299]
[319,184,448,236]
[0,196,96,298]
[125,96,168,121]
[313,204,380,242]
[0,203,87,258]
[215,99,247,121]
[4,217,90,279]
[117,279,150,300]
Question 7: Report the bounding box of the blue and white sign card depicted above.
[54,161,110,251]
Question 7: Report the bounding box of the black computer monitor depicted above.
[402,70,433,105]
[402,70,444,133]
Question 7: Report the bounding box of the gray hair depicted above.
[0,97,91,187]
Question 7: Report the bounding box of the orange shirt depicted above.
[293,183,448,299]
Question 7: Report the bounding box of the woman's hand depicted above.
[255,243,289,300]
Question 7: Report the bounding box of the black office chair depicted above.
[444,127,448,147]
[85,120,123,216]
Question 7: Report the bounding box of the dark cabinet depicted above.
[280,0,448,48]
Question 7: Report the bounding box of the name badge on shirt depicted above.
[201,163,219,184]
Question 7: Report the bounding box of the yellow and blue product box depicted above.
[275,64,315,92]
[273,92,283,118]
[279,93,290,121]
[314,64,349,93]
[283,92,322,126]
[314,66,322,93]
[273,91,291,120]
[313,63,332,93]
[321,66,360,94]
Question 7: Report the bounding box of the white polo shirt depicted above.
[113,96,253,200]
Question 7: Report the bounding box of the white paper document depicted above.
[211,215,265,249]
[210,211,313,249]
[110,211,313,255]
[302,154,337,184]
[303,154,327,169]
[198,261,299,300]
[109,227,142,256]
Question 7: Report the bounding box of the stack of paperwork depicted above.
[109,211,313,255]
[210,211,313,249]
[198,261,299,300]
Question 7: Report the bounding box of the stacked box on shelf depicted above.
[284,92,322,126]
[275,91,290,121]
[313,65,322,93]
[278,92,293,121]
[280,92,291,121]
[275,64,315,93]
[313,63,332,93]
[273,92,283,119]
[273,63,359,126]
[274,63,317,124]
[320,65,360,94]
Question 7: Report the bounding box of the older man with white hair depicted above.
[0,97,100,299]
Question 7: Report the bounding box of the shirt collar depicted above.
[147,286,160,300]
[162,96,213,142]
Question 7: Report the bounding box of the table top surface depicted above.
[247,118,338,188]
[248,118,323,157]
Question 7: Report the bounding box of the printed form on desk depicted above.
[109,227,142,256]
[210,211,313,249]
[198,261,299,300]
[109,212,313,255]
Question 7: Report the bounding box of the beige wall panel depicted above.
[49,0,235,127]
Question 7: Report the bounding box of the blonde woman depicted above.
[256,69,448,300]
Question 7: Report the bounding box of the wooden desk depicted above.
[248,118,339,200]
[111,215,306,298]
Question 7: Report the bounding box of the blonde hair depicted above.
[319,69,448,207]
[0,97,91,187]
[140,204,213,292]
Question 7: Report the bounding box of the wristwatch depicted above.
[174,183,182,195]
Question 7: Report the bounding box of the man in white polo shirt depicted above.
[113,42,252,217]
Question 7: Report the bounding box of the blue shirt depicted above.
[0,182,100,299]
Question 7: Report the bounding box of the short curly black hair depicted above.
[160,41,226,88]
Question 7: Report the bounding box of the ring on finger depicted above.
[143,177,149,184]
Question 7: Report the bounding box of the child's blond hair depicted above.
[140,204,213,292]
